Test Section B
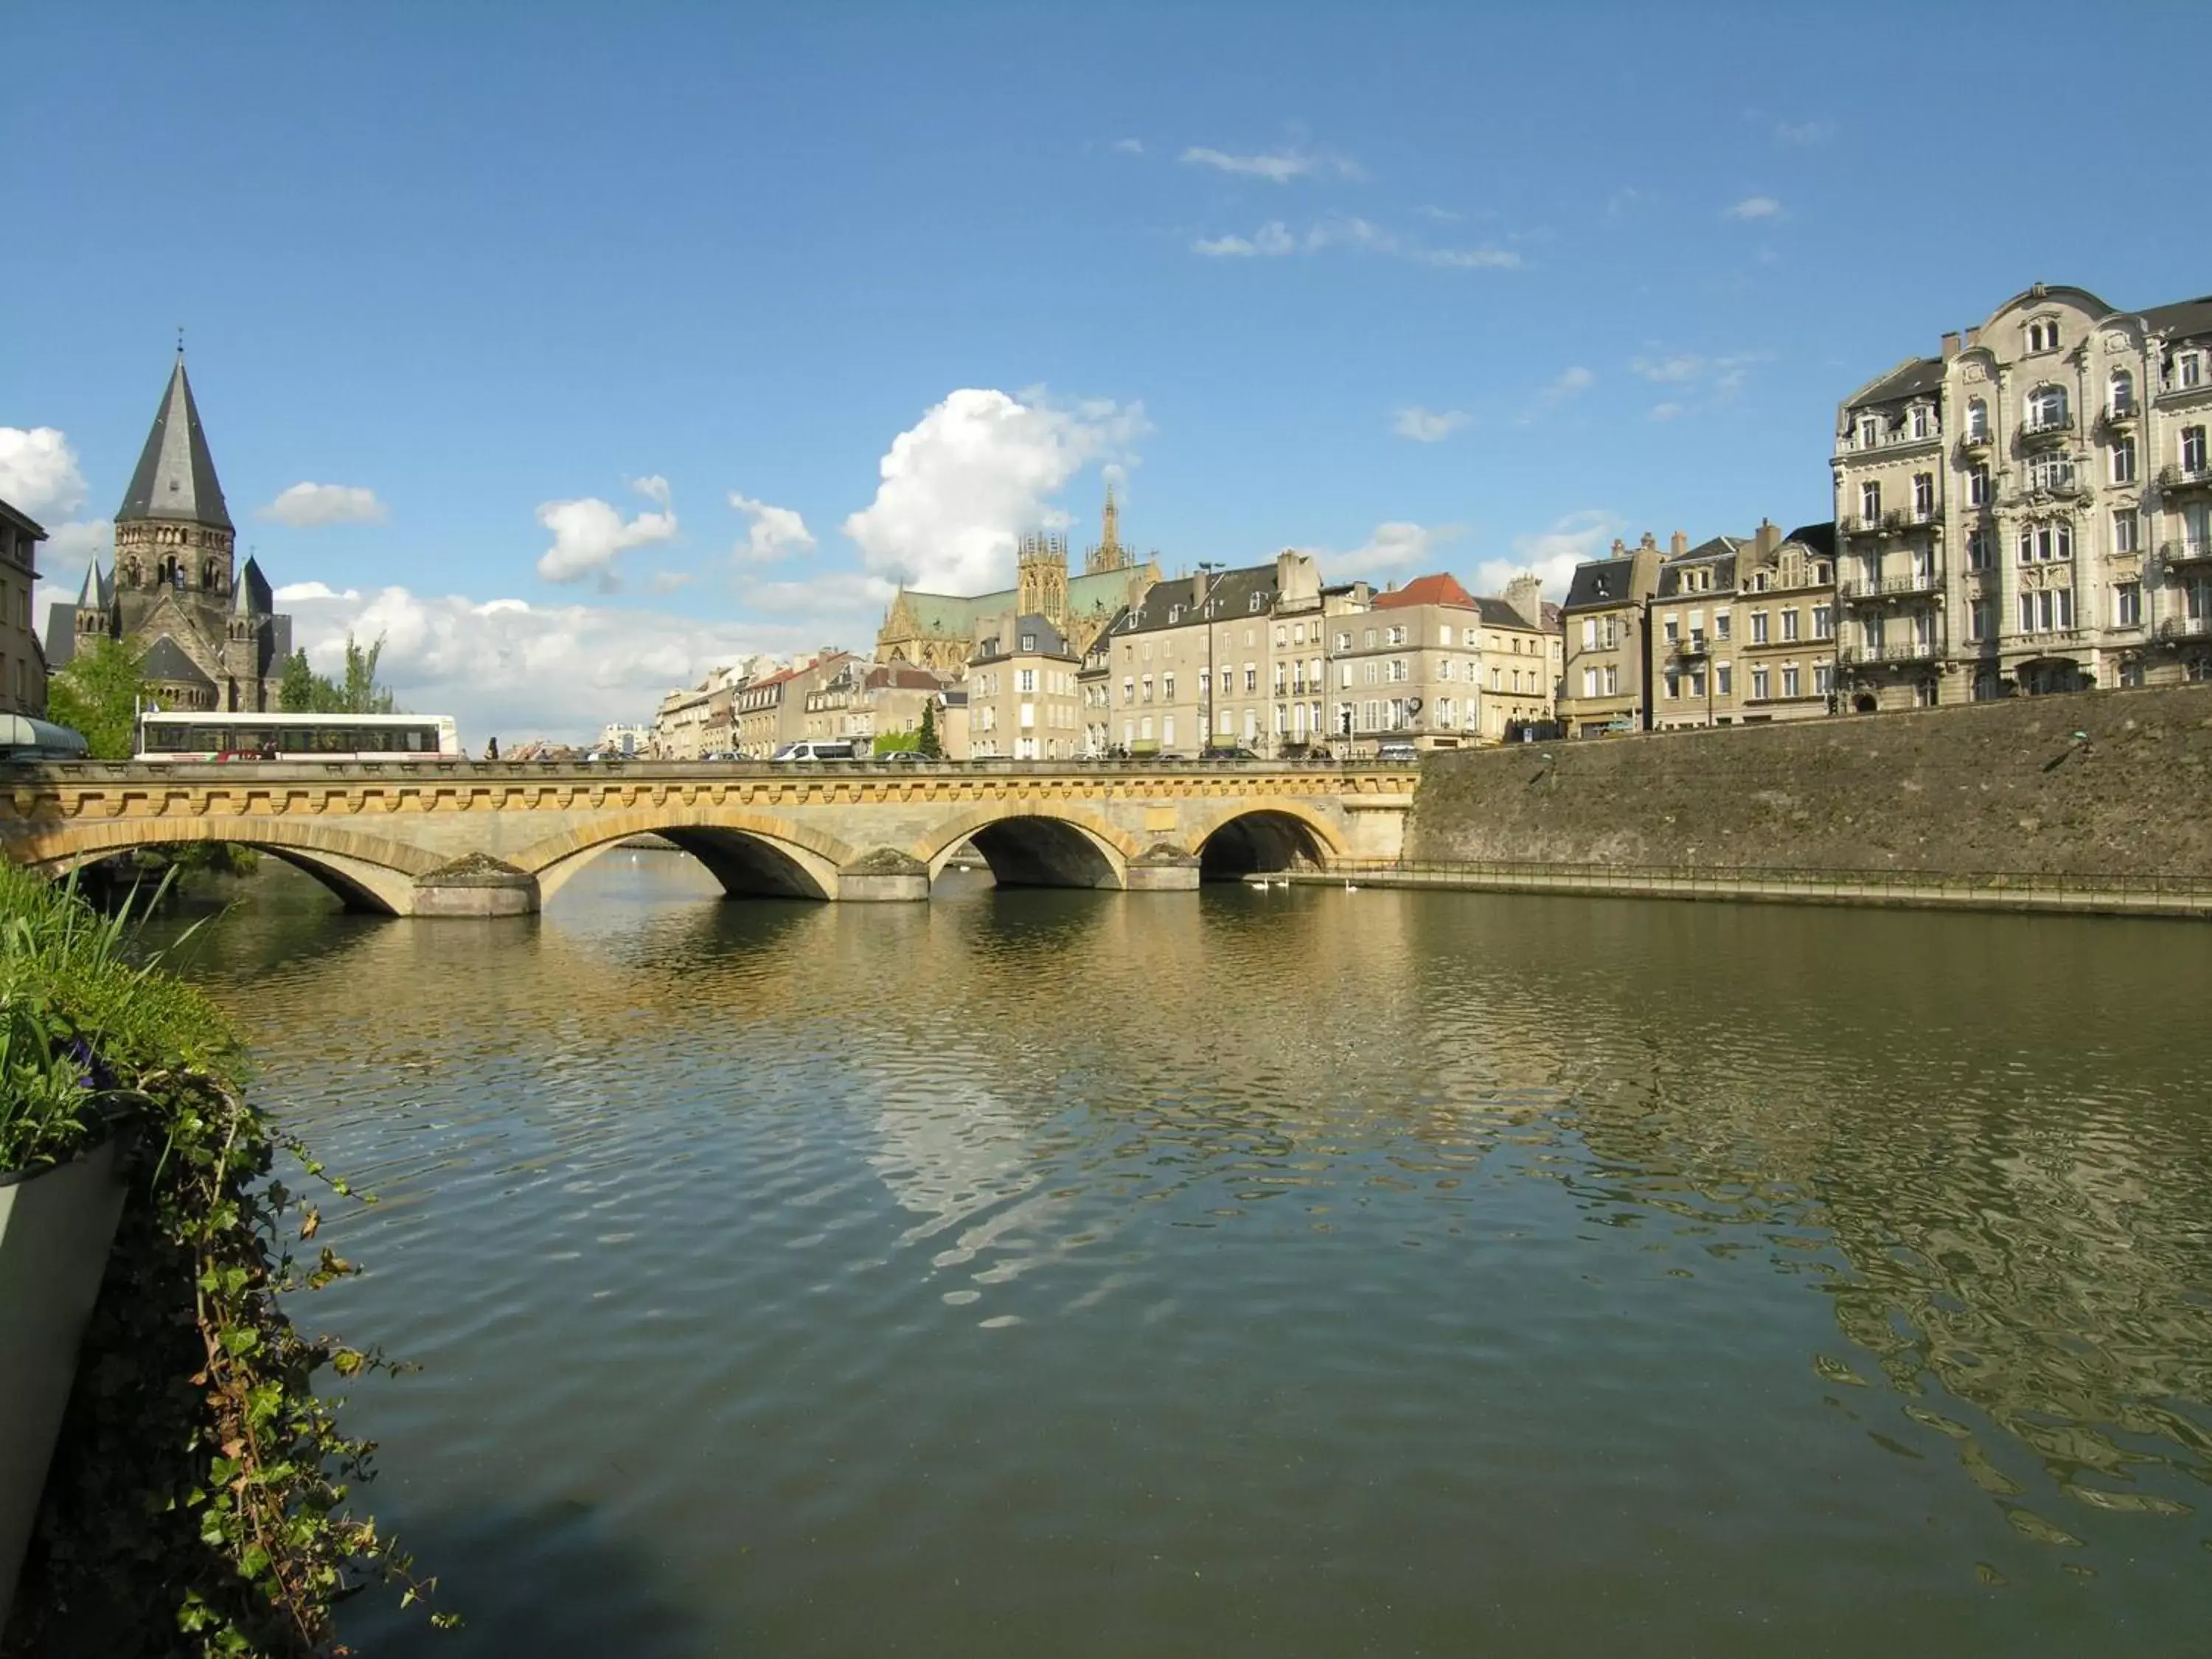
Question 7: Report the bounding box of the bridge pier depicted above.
[411,853,540,918]
[1122,844,1201,891]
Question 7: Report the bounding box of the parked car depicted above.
[880,748,929,762]
[1200,745,1261,760]
[771,739,863,762]
[1375,740,1420,763]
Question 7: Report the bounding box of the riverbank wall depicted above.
[1404,683,2212,885]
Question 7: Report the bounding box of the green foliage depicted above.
[873,729,919,756]
[143,843,265,880]
[276,633,397,714]
[46,637,148,759]
[917,700,942,759]
[0,863,448,1653]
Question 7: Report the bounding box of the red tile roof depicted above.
[1372,571,1476,609]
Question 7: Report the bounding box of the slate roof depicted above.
[1561,557,1639,613]
[139,634,216,689]
[1118,563,1279,636]
[117,358,233,530]
[43,602,79,669]
[972,613,1074,664]
[1655,535,1750,598]
[1844,356,1946,413]
[1471,595,1546,630]
[1784,521,1838,558]
[889,565,1150,641]
[2139,295,2212,343]
[237,554,273,616]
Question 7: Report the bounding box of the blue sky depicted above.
[7,1,2208,738]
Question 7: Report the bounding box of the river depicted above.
[144,853,2212,1656]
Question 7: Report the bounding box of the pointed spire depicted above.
[1102,481,1119,552]
[76,561,97,606]
[116,355,233,531]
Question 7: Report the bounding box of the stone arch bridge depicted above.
[0,759,1416,917]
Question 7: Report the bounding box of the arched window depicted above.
[2026,384,2068,432]
[2016,523,2073,564]
[2109,369,2135,417]
[1966,397,1989,438]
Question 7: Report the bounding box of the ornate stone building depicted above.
[43,355,291,711]
[1832,283,2212,709]
[875,490,1158,674]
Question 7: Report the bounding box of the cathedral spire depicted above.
[116,355,234,531]
[1102,481,1119,553]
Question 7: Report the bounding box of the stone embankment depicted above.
[1391,683,2212,914]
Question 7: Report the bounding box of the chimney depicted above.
[1639,531,1658,552]
[1964,326,1980,349]
[1756,518,1782,557]
[1669,530,1688,558]
[1610,538,1627,556]
[1503,572,1544,630]
[1941,331,1961,361]
[1190,566,1210,607]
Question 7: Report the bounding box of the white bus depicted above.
[136,711,463,762]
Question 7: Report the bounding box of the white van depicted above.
[771,739,863,763]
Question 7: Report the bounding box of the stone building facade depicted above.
[1833,283,2212,709]
[1334,573,1557,748]
[42,356,291,712]
[1,499,48,717]
[966,615,1082,759]
[1557,536,1663,736]
[1644,524,1839,730]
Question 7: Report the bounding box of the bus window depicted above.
[232,728,271,753]
[403,729,425,751]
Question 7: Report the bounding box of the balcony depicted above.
[2163,538,2212,568]
[1959,428,1994,455]
[1669,633,1710,658]
[1840,639,1939,665]
[2158,462,2212,495]
[2019,411,2075,446]
[1837,571,1943,601]
[2159,615,2212,641]
[2099,403,2138,431]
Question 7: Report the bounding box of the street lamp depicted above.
[1196,561,1222,758]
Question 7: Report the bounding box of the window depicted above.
[1248,594,1263,613]
[2180,351,2206,390]
[1603,665,1618,696]
[1016,668,1035,692]
[1663,667,1680,700]
[1273,625,1287,648]
[2110,369,2135,416]
[1334,631,1352,652]
[1781,666,1801,698]
[1385,625,1408,646]
[1913,473,1935,518]
[1815,662,1835,696]
[1812,604,1834,639]
[1580,618,1597,649]
[1750,611,1770,644]
[2026,453,2075,493]
[2026,384,2068,431]
[1857,415,1878,448]
[1163,672,1175,700]
[1750,666,1770,701]
[2016,588,2076,633]
[1121,675,1133,704]
[1910,404,1933,440]
[1141,675,1154,702]
[1715,610,1731,640]
[2113,508,2138,553]
[1243,666,1257,692]
[2184,426,2208,473]
[1582,667,1599,698]
[1439,625,1453,646]
[1664,616,1680,644]
[2027,317,2059,354]
[1969,464,1992,507]
[1716,662,1733,696]
[1363,628,1377,648]
[1385,659,1408,684]
[1969,599,1992,641]
[2017,523,2073,563]
[1860,481,1881,521]
[1436,659,1452,681]
[2112,435,2138,484]
[1688,668,1707,698]
[2115,581,2142,627]
[1781,608,1800,642]
[1966,397,1989,439]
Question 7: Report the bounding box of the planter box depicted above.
[0,1139,129,1632]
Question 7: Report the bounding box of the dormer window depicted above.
[2177,350,2206,390]
[1910,404,1933,440]
[1020,634,1036,652]
[1167,605,1182,624]
[1248,592,1264,613]
[1857,415,1877,447]
[2026,316,2060,354]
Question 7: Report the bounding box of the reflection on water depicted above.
[145,855,2212,1657]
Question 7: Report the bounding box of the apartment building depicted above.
[1099,553,1318,756]
[1557,536,1663,736]
[0,500,49,717]
[1330,573,1556,748]
[1644,524,1839,728]
[967,615,1082,758]
[1834,282,2212,709]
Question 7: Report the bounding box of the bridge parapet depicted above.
[1,759,1419,915]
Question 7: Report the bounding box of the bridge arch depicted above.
[23,819,432,915]
[515,807,855,905]
[914,803,1137,889]
[1189,800,1347,879]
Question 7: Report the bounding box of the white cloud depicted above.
[535,476,679,583]
[1501,509,1628,599]
[278,582,827,742]
[1627,347,1773,414]
[1180,145,1363,184]
[1343,521,1466,574]
[273,580,361,602]
[259,481,389,526]
[1724,195,1782,220]
[1629,353,1705,385]
[31,518,111,599]
[1190,215,1519,270]
[841,387,1149,595]
[1649,402,1687,422]
[728,492,816,566]
[0,426,88,519]
[1416,204,1462,223]
[1111,137,1144,156]
[1774,120,1834,146]
[1392,406,1470,443]
[1193,220,1298,257]
[1516,365,1595,424]
[647,569,695,594]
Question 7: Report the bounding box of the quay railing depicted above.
[1295,857,2212,917]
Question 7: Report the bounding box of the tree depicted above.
[46,637,146,759]
[279,633,397,714]
[917,699,942,759]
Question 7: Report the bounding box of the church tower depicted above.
[1015,531,1069,630]
[114,352,237,604]
[1085,484,1131,574]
